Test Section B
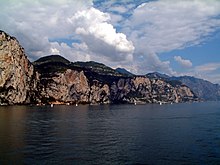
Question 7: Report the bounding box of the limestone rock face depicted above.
[38,69,90,103]
[37,69,111,104]
[176,85,195,101]
[110,77,196,104]
[89,81,110,104]
[0,31,36,104]
[37,71,196,104]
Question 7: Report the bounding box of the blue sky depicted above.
[1,0,220,83]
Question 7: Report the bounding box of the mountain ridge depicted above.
[33,55,198,104]
[34,54,220,101]
[0,30,199,105]
[146,72,220,101]
[33,54,220,101]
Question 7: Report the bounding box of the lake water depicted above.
[0,102,220,164]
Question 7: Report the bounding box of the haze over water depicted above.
[0,102,220,164]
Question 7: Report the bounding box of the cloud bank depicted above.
[0,0,134,66]
[0,0,94,60]
[122,0,220,74]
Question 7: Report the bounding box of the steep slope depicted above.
[170,76,220,101]
[115,68,134,77]
[33,56,112,104]
[33,55,197,104]
[71,61,129,84]
[0,30,37,105]
[146,72,170,79]
[147,72,220,101]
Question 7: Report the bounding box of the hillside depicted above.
[32,55,197,104]
[146,72,220,101]
[170,76,220,101]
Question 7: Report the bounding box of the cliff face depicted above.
[38,69,90,103]
[34,56,196,104]
[147,72,220,101]
[35,68,111,104]
[0,31,37,105]
[110,77,195,104]
[0,31,197,105]
[171,76,220,101]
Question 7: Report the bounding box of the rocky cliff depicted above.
[170,76,220,101]
[147,72,220,101]
[34,55,197,104]
[110,77,195,104]
[0,31,37,105]
[0,31,197,105]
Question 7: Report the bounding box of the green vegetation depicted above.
[33,55,132,84]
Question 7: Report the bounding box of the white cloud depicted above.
[122,0,220,74]
[174,62,220,84]
[109,6,128,14]
[196,63,220,84]
[109,13,124,26]
[0,0,134,65]
[68,7,134,62]
[204,74,220,84]
[174,56,192,68]
[195,63,220,73]
[0,0,93,60]
[128,0,220,53]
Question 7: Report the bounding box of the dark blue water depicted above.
[0,102,220,164]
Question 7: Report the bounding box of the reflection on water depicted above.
[0,102,220,164]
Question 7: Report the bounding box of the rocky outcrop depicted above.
[0,31,198,105]
[170,76,220,101]
[37,69,90,104]
[37,68,111,104]
[110,77,196,104]
[147,72,220,101]
[89,80,110,104]
[0,31,37,105]
[36,71,196,105]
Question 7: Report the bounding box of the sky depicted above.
[1,0,220,84]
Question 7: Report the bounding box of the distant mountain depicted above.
[146,72,220,101]
[170,76,220,101]
[115,68,134,77]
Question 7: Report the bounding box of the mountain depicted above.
[34,56,126,84]
[170,76,220,101]
[146,72,170,79]
[146,72,220,101]
[71,61,126,84]
[33,55,71,76]
[0,30,198,105]
[115,68,134,77]
[34,55,71,65]
[0,30,37,105]
[33,55,197,104]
